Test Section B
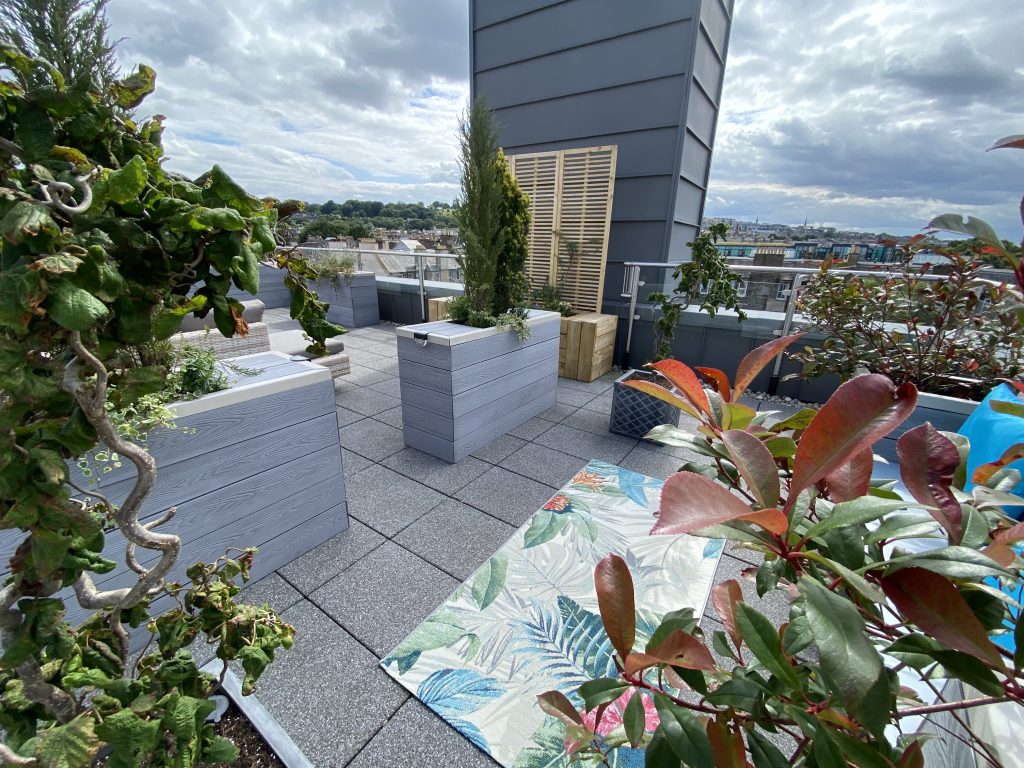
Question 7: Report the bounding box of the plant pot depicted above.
[316,271,380,328]
[228,262,291,309]
[397,310,560,462]
[0,353,349,641]
[609,369,682,439]
[876,390,978,462]
[559,312,617,382]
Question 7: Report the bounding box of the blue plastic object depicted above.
[958,383,1024,517]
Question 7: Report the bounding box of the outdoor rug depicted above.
[380,459,724,767]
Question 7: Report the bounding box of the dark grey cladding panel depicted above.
[667,223,700,261]
[700,0,731,56]
[474,0,697,71]
[673,177,706,226]
[472,0,562,29]
[680,129,711,185]
[504,127,681,178]
[493,76,688,148]
[693,28,725,103]
[686,75,718,146]
[610,175,674,222]
[606,221,669,263]
[477,21,692,110]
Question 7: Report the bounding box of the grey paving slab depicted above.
[339,418,406,461]
[373,405,404,429]
[333,377,357,395]
[508,416,555,441]
[355,341,398,358]
[534,423,636,464]
[311,541,459,657]
[336,386,401,416]
[238,572,303,613]
[382,448,491,494]
[278,519,386,594]
[557,375,617,395]
[355,352,400,373]
[340,364,391,387]
[247,600,408,766]
[705,553,791,629]
[560,406,614,436]
[619,444,687,480]
[368,377,403,398]
[471,433,527,464]
[346,699,497,768]
[346,464,446,536]
[335,406,365,428]
[456,466,558,527]
[580,390,614,413]
[537,403,578,423]
[395,499,516,581]
[555,386,595,407]
[500,442,587,489]
[342,448,373,478]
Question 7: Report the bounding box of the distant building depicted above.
[393,238,426,253]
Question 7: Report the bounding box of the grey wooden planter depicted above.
[315,271,380,328]
[609,370,682,439]
[228,263,291,309]
[0,353,348,633]
[876,390,978,462]
[397,310,560,462]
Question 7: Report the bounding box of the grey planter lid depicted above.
[396,309,559,346]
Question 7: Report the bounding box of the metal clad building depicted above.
[469,0,734,311]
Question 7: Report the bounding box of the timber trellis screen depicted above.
[507,145,617,314]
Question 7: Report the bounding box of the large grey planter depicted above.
[316,271,380,328]
[876,390,978,462]
[609,369,682,439]
[0,353,348,637]
[228,262,291,309]
[397,310,560,462]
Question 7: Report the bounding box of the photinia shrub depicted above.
[541,335,1024,767]
[0,46,340,766]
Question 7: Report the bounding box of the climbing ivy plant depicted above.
[0,46,337,766]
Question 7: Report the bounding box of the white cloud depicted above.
[106,0,1023,239]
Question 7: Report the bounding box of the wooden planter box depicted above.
[876,390,978,462]
[316,271,380,328]
[559,312,617,382]
[0,353,348,632]
[228,263,291,309]
[397,310,560,462]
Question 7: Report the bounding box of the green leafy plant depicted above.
[542,337,1024,767]
[532,284,573,317]
[306,249,356,286]
[792,240,1023,399]
[650,222,746,362]
[451,97,531,334]
[0,47,315,766]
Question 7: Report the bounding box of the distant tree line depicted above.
[299,199,457,241]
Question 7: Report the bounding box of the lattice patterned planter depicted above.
[608,369,681,439]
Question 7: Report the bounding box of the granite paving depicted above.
[234,322,802,766]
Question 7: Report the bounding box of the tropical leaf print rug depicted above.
[380,460,724,767]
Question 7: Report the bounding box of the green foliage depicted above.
[531,284,573,316]
[493,150,530,315]
[0,0,120,92]
[542,345,1024,767]
[651,223,746,361]
[0,48,299,766]
[792,244,1023,398]
[305,250,356,285]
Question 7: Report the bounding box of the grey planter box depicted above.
[876,390,978,462]
[315,271,380,328]
[397,310,560,462]
[609,369,682,439]
[228,262,291,309]
[0,353,348,635]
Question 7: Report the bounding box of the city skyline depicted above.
[107,0,1024,239]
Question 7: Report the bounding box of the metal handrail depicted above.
[617,260,1012,392]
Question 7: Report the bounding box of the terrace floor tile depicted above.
[455,466,558,527]
[382,448,490,494]
[533,423,636,464]
[345,464,446,537]
[278,519,386,594]
[470,433,528,464]
[338,419,406,461]
[499,443,586,492]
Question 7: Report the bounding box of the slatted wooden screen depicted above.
[507,145,617,313]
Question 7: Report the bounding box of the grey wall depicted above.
[471,0,733,314]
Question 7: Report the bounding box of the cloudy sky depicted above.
[107,0,1023,238]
